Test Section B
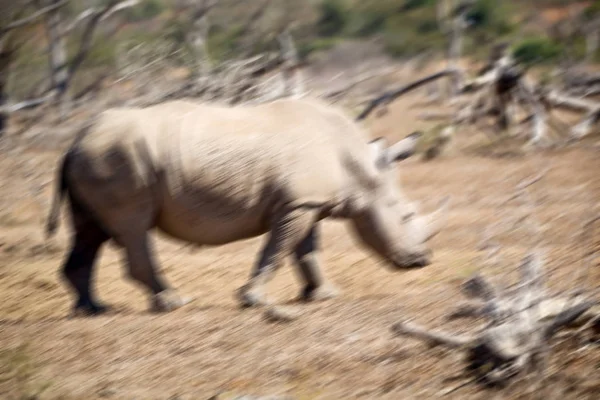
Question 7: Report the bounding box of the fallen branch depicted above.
[321,67,396,101]
[392,321,473,348]
[544,91,600,139]
[355,69,459,121]
[0,93,53,115]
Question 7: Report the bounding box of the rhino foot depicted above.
[237,285,268,308]
[301,283,340,302]
[71,300,110,318]
[151,290,191,313]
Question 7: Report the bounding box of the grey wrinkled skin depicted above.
[45,98,448,315]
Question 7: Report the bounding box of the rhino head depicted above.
[349,132,449,269]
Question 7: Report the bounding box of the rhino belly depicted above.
[155,193,270,245]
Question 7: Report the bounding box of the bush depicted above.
[298,37,340,59]
[317,0,348,37]
[206,24,245,62]
[416,18,438,34]
[467,0,514,36]
[125,0,165,22]
[382,8,444,57]
[401,0,436,11]
[512,37,563,66]
[583,1,600,21]
[345,11,387,37]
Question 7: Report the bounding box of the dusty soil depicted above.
[0,96,599,400]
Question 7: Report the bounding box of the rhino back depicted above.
[150,99,355,244]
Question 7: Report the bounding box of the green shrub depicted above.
[298,37,340,58]
[317,0,348,37]
[207,24,245,62]
[467,0,514,36]
[125,0,165,22]
[84,40,116,67]
[416,18,438,34]
[512,37,563,66]
[345,11,387,37]
[583,1,600,21]
[382,9,444,57]
[401,0,436,11]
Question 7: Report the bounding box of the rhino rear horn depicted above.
[423,196,451,241]
[386,131,422,163]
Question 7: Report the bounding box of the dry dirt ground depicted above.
[0,96,599,400]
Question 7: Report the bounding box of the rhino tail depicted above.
[45,150,71,239]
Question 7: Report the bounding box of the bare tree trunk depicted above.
[0,35,17,135]
[172,0,218,78]
[447,14,465,95]
[44,0,69,117]
[438,0,469,100]
[278,29,303,98]
[187,10,212,78]
[0,70,8,135]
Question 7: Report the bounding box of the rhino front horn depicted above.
[424,196,451,241]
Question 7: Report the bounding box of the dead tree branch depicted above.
[438,0,473,98]
[356,69,459,121]
[395,252,599,387]
[392,321,473,348]
[0,92,54,115]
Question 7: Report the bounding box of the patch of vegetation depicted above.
[512,37,564,66]
[383,12,445,57]
[124,0,165,22]
[345,9,387,37]
[298,37,340,59]
[207,24,246,62]
[305,0,516,59]
[467,0,514,36]
[401,0,437,12]
[316,0,348,37]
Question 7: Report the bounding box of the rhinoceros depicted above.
[45,97,448,315]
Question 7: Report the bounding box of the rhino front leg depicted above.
[122,233,190,312]
[238,207,317,308]
[293,225,340,302]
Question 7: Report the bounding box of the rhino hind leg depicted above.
[121,232,191,313]
[62,202,110,317]
[293,225,340,302]
[238,207,318,308]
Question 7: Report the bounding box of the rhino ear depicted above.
[386,131,422,163]
[368,137,389,169]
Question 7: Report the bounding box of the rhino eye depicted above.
[402,212,415,223]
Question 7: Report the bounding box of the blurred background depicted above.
[0,1,599,399]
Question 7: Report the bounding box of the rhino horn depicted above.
[386,131,422,163]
